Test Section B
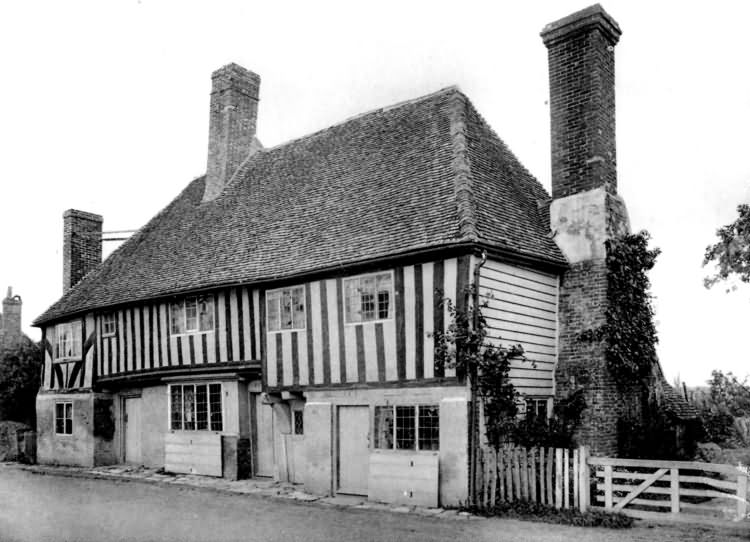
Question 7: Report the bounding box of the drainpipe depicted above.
[468,250,487,506]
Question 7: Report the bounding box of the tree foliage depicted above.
[0,339,42,425]
[704,203,750,290]
[692,370,750,446]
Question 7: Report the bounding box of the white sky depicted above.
[1,0,748,386]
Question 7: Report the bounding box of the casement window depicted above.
[526,398,550,420]
[344,272,393,324]
[293,410,304,435]
[102,312,117,337]
[170,295,214,335]
[55,321,82,360]
[266,286,305,332]
[169,383,223,431]
[374,404,439,451]
[55,402,73,435]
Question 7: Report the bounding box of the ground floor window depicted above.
[55,402,73,435]
[170,383,223,431]
[293,410,304,435]
[525,397,550,420]
[374,404,439,451]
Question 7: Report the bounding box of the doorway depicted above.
[337,405,370,495]
[123,396,142,464]
[252,393,275,477]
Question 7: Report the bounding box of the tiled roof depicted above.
[659,377,700,420]
[35,88,565,325]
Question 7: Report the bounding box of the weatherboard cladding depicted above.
[35,87,564,326]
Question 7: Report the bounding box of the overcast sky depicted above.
[1,0,748,386]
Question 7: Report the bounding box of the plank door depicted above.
[124,397,142,464]
[338,405,370,495]
[253,393,275,477]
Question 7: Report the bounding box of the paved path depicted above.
[0,464,747,542]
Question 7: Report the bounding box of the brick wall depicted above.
[63,209,102,293]
[204,63,261,202]
[542,5,621,199]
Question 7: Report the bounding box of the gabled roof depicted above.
[35,87,565,325]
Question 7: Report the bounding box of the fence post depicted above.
[738,472,748,521]
[539,447,546,505]
[563,449,570,509]
[670,468,680,515]
[529,448,537,503]
[555,448,563,509]
[578,446,589,512]
[572,448,579,510]
[604,465,613,510]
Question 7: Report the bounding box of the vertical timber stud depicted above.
[468,251,486,506]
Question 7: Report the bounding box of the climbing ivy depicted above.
[581,231,661,386]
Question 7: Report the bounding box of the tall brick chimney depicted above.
[203,63,262,202]
[542,4,621,198]
[1,286,22,349]
[542,5,635,456]
[63,209,102,293]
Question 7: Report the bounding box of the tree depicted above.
[0,339,42,426]
[703,203,750,290]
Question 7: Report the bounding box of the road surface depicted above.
[0,465,746,542]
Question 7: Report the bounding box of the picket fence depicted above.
[476,446,588,511]
[477,445,750,523]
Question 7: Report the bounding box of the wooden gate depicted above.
[590,457,749,522]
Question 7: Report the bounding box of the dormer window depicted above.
[170,295,214,335]
[102,312,117,337]
[55,321,82,361]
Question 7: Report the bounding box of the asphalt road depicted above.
[0,466,747,542]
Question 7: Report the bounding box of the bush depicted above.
[0,339,43,426]
[463,501,633,529]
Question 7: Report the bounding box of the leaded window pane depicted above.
[418,405,440,451]
[170,386,183,430]
[209,383,222,431]
[183,386,195,430]
[374,406,394,449]
[185,298,198,331]
[170,302,183,334]
[396,406,415,450]
[196,385,208,430]
[198,296,214,331]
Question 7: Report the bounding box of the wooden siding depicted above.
[264,256,470,389]
[478,258,559,396]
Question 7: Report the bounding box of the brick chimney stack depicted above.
[203,63,262,202]
[63,209,102,293]
[1,286,22,349]
[541,4,621,199]
[542,5,635,456]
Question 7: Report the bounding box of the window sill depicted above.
[54,357,81,363]
[371,448,439,455]
[266,328,306,334]
[169,329,215,338]
[343,318,393,327]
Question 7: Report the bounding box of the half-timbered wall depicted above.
[41,313,96,391]
[264,256,472,390]
[478,258,559,396]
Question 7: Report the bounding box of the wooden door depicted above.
[338,405,370,495]
[253,393,274,477]
[124,397,142,464]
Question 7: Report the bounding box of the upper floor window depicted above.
[55,321,82,360]
[102,312,116,337]
[344,272,393,324]
[170,295,214,335]
[266,286,305,332]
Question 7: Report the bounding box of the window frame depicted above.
[373,404,439,452]
[168,382,224,432]
[54,320,83,361]
[343,271,395,325]
[266,285,306,333]
[55,401,73,435]
[101,312,117,338]
[293,409,304,435]
[169,295,215,337]
[525,397,551,421]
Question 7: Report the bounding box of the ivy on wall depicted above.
[580,231,661,385]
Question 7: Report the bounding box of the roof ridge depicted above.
[261,85,462,154]
[449,91,478,242]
